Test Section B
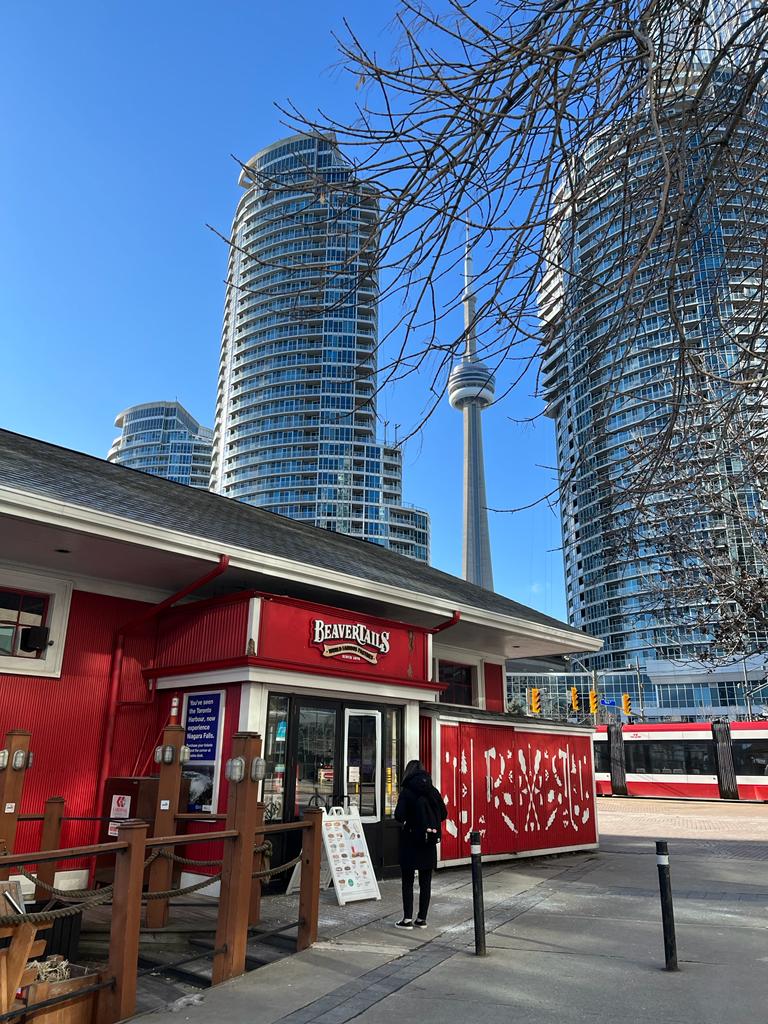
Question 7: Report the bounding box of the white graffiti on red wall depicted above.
[438,724,596,860]
[517,740,592,834]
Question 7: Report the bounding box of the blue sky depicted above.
[0,1,566,620]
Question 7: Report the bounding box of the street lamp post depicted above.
[742,657,754,720]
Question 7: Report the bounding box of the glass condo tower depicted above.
[210,134,429,561]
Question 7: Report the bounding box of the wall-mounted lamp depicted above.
[225,756,246,783]
[12,749,29,771]
[179,745,191,764]
[250,757,267,783]
[0,750,8,771]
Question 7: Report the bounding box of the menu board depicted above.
[322,806,381,906]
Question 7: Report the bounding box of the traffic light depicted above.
[570,687,580,711]
[530,688,541,714]
[588,690,599,714]
[621,693,632,715]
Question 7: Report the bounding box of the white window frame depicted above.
[433,644,485,708]
[343,708,382,823]
[0,566,73,678]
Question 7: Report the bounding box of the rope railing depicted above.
[0,828,304,926]
[0,731,324,1024]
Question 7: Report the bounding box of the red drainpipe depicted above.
[94,554,230,820]
[429,610,461,633]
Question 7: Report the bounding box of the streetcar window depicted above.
[732,739,768,776]
[626,741,687,774]
[625,741,650,773]
[649,741,686,774]
[593,742,609,773]
[684,741,716,775]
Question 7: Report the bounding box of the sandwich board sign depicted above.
[286,840,333,895]
[287,806,381,906]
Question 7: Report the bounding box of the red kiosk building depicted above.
[0,430,601,883]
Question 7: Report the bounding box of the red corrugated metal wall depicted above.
[0,589,160,853]
[419,715,432,774]
[483,663,505,712]
[438,724,461,861]
[154,598,250,669]
[1,585,256,864]
[468,724,518,856]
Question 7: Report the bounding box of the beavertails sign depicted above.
[311,619,390,665]
[256,598,429,686]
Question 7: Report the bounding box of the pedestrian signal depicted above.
[588,690,598,714]
[570,687,580,711]
[621,693,632,715]
[530,688,541,714]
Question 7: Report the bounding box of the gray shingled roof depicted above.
[0,428,589,637]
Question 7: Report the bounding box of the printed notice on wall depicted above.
[322,807,381,906]
[183,690,224,813]
[110,794,131,819]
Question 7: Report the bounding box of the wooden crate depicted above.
[20,968,102,1024]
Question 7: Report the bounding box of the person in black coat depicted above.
[393,759,447,929]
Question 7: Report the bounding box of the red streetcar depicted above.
[594,721,768,801]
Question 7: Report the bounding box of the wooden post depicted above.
[211,733,262,986]
[34,796,65,902]
[145,724,185,929]
[100,821,147,1024]
[296,808,323,952]
[248,801,265,927]
[0,730,32,881]
[0,922,47,1014]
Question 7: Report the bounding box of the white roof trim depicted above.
[0,483,601,651]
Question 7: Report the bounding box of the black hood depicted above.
[403,770,433,795]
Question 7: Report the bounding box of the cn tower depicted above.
[448,229,496,590]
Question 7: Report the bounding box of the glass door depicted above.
[293,703,339,816]
[344,709,381,822]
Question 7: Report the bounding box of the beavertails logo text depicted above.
[311,619,391,665]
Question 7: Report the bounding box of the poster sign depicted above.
[185,692,222,761]
[183,690,225,813]
[110,794,131,819]
[322,807,381,905]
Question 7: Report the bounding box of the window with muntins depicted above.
[0,588,49,659]
[0,569,72,677]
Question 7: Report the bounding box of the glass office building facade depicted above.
[108,402,213,489]
[539,65,768,719]
[210,134,429,562]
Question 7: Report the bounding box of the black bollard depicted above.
[470,830,487,956]
[655,839,679,971]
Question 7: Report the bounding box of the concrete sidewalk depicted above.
[139,801,768,1024]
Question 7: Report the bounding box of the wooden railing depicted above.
[0,731,324,1023]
